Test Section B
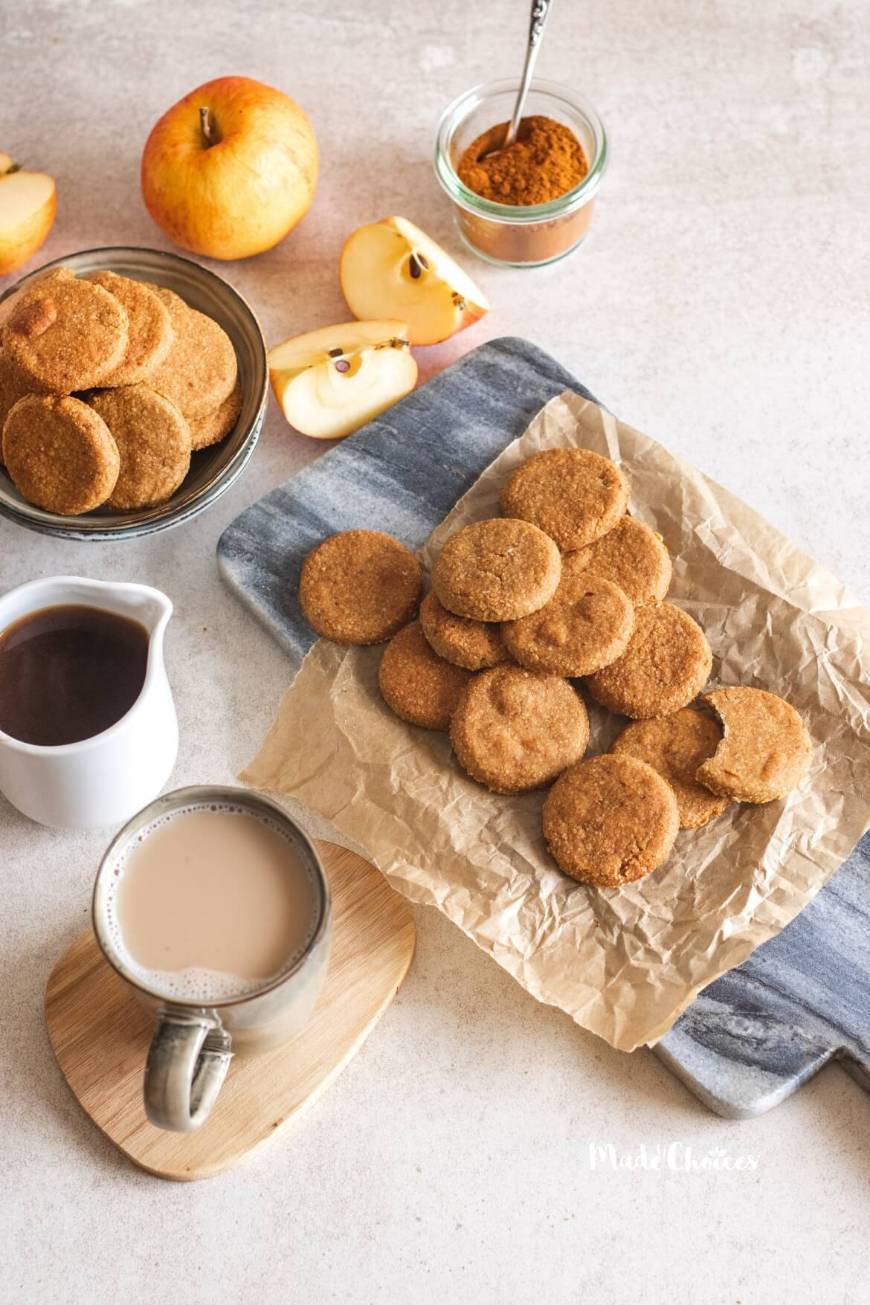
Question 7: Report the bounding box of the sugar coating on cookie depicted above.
[502,557,635,677]
[189,379,242,451]
[89,385,191,510]
[500,448,629,552]
[3,394,119,515]
[433,517,561,621]
[584,601,712,719]
[449,664,589,794]
[3,274,129,393]
[611,708,730,829]
[696,687,812,804]
[149,294,237,420]
[571,516,672,606]
[300,529,422,645]
[86,272,173,387]
[378,620,472,730]
[419,591,509,671]
[543,753,679,886]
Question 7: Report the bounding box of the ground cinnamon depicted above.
[457,115,589,206]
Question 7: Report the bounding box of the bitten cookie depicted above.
[543,753,679,886]
[3,394,119,514]
[571,516,672,606]
[300,529,422,645]
[3,273,129,392]
[449,664,589,794]
[611,708,730,829]
[696,687,812,803]
[85,271,173,386]
[432,517,561,621]
[584,602,712,719]
[149,293,237,419]
[89,385,191,510]
[419,590,510,671]
[500,448,629,551]
[189,379,242,451]
[378,620,472,730]
[502,555,635,677]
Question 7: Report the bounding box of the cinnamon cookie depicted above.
[571,516,671,606]
[500,448,629,551]
[149,294,237,419]
[3,273,129,393]
[189,379,242,450]
[543,753,679,887]
[502,556,634,676]
[0,350,38,457]
[611,709,730,829]
[300,529,422,645]
[85,271,173,386]
[432,517,561,621]
[2,394,119,514]
[449,665,589,794]
[584,602,712,719]
[378,620,472,730]
[419,591,509,671]
[696,687,812,804]
[89,385,191,510]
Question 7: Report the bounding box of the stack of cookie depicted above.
[298,447,812,891]
[0,266,241,515]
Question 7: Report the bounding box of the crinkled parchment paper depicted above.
[242,393,870,1052]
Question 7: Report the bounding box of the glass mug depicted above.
[92,786,332,1132]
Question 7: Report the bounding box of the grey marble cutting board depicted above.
[218,336,869,1118]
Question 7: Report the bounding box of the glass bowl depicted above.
[434,78,608,269]
[0,247,267,541]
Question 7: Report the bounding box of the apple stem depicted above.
[199,106,219,148]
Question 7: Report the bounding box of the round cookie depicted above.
[89,385,191,510]
[449,664,589,794]
[85,271,173,386]
[188,379,243,451]
[502,556,635,677]
[300,530,422,645]
[584,602,712,719]
[2,273,129,392]
[0,350,41,461]
[696,687,812,804]
[611,708,730,829]
[3,394,119,514]
[149,294,237,420]
[378,620,472,730]
[432,517,561,621]
[419,591,509,671]
[571,516,672,606]
[500,448,629,551]
[543,753,679,887]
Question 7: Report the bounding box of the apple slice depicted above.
[0,156,57,276]
[268,320,418,441]
[339,217,489,347]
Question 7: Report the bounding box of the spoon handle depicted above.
[504,0,557,149]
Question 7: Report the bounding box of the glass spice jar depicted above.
[434,77,608,269]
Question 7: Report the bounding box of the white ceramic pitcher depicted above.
[0,576,178,829]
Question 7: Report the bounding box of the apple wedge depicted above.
[339,217,489,347]
[0,156,57,276]
[268,320,418,440]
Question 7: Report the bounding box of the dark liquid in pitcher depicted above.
[0,605,149,746]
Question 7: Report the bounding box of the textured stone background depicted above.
[1,2,868,1302]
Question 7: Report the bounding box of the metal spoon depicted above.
[484,0,557,158]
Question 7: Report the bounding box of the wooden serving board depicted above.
[45,842,415,1181]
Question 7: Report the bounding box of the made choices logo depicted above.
[587,1142,759,1173]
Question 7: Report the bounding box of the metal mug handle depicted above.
[144,1012,233,1132]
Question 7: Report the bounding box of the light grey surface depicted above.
[1,2,869,1303]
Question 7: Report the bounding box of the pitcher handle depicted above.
[144,1012,233,1132]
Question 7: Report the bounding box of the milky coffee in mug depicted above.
[93,786,331,1132]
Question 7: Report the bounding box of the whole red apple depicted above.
[141,75,318,261]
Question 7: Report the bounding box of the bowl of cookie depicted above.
[0,246,267,540]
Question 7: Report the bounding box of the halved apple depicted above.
[268,320,418,440]
[0,155,57,276]
[339,217,489,347]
